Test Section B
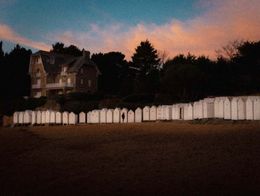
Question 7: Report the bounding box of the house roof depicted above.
[33,50,100,74]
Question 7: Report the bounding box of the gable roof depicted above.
[32,50,100,75]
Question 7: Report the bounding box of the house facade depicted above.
[29,50,100,97]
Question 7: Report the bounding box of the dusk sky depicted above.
[0,0,260,59]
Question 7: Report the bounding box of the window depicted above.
[37,57,41,64]
[63,67,67,72]
[59,78,62,84]
[80,68,84,74]
[67,77,71,84]
[88,80,92,87]
[80,79,84,84]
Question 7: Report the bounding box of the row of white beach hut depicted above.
[13,96,260,126]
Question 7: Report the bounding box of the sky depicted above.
[0,0,260,59]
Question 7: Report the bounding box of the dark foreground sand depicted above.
[0,122,260,195]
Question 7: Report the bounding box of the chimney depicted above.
[82,49,90,59]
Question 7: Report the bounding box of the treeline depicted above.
[0,40,260,107]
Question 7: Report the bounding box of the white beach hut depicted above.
[41,111,46,124]
[87,111,92,123]
[106,109,113,123]
[135,107,142,123]
[120,108,128,123]
[55,112,62,124]
[253,96,260,120]
[50,111,56,124]
[224,97,232,120]
[36,111,42,125]
[203,98,215,119]
[100,109,107,123]
[69,112,77,125]
[127,110,135,123]
[163,105,172,120]
[31,111,36,125]
[13,112,19,125]
[143,106,150,121]
[231,97,239,120]
[18,111,24,125]
[45,110,51,124]
[62,111,69,125]
[237,97,246,120]
[24,110,32,124]
[91,110,100,124]
[150,106,157,121]
[184,104,193,120]
[193,101,203,119]
[246,96,254,120]
[79,112,86,124]
[218,97,225,119]
[113,108,121,123]
[173,104,185,120]
[156,106,163,120]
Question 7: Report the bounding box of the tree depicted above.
[131,40,160,93]
[0,41,4,59]
[91,52,129,95]
[51,42,82,56]
[0,44,32,98]
[132,40,160,75]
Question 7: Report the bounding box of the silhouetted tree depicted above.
[131,40,160,93]
[0,44,31,98]
[51,42,82,56]
[92,52,130,95]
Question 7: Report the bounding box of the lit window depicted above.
[63,67,67,72]
[67,78,71,84]
[88,80,92,87]
[59,79,62,84]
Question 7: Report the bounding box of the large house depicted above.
[29,50,100,97]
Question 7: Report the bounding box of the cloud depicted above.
[0,23,50,51]
[51,0,260,60]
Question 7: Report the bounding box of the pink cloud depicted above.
[52,0,260,60]
[0,23,50,51]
